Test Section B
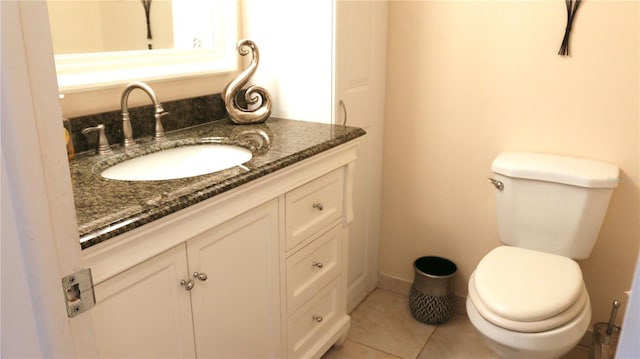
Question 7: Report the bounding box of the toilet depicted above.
[467,152,619,359]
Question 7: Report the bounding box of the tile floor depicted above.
[322,289,591,359]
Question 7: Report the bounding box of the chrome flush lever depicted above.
[488,178,504,191]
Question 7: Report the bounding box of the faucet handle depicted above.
[81,124,112,155]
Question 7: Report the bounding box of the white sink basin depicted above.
[101,144,252,181]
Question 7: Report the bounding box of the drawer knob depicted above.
[312,315,324,323]
[193,272,208,281]
[312,202,324,211]
[312,261,324,269]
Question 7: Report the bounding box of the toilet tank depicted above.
[491,152,619,259]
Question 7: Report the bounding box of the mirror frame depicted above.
[53,0,238,94]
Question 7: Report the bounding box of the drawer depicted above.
[286,225,341,313]
[285,169,344,251]
[287,279,340,358]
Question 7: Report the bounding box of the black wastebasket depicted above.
[409,256,457,325]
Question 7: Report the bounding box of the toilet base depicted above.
[474,330,567,359]
[466,296,591,359]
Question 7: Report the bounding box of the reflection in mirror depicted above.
[47,0,220,54]
[48,1,173,53]
[48,0,238,94]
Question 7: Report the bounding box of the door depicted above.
[335,0,389,312]
[2,1,98,357]
[90,245,196,358]
[187,199,281,358]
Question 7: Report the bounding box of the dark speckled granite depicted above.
[70,117,365,249]
[67,94,226,154]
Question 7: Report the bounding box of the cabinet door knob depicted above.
[312,261,324,269]
[179,279,195,291]
[312,202,324,211]
[312,315,323,323]
[193,272,208,281]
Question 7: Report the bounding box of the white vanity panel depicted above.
[90,245,195,358]
[187,199,281,358]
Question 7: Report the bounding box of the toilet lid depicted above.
[473,246,583,322]
[469,271,588,332]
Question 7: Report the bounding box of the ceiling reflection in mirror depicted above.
[47,0,218,54]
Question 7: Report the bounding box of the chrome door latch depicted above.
[61,268,95,318]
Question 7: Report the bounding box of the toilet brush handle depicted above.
[606,300,620,335]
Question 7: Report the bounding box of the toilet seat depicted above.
[469,272,588,332]
[470,246,586,332]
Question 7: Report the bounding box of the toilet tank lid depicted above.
[492,152,619,188]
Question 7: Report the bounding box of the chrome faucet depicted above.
[120,82,169,146]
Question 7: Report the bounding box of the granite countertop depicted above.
[70,117,365,249]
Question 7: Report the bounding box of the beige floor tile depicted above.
[417,313,494,359]
[322,339,402,359]
[341,289,590,359]
[417,313,590,359]
[347,290,436,359]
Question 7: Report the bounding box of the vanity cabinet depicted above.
[90,200,281,358]
[83,144,357,358]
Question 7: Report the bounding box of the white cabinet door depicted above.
[90,245,196,358]
[336,0,388,312]
[187,199,281,358]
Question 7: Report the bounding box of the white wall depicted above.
[382,0,639,327]
[240,0,334,123]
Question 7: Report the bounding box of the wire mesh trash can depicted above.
[409,256,457,325]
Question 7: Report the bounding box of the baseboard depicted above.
[377,273,412,296]
[377,273,467,315]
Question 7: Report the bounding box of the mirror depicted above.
[48,0,238,94]
[48,1,175,54]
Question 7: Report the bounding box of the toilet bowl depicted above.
[469,152,618,358]
[467,295,591,359]
[466,246,591,358]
